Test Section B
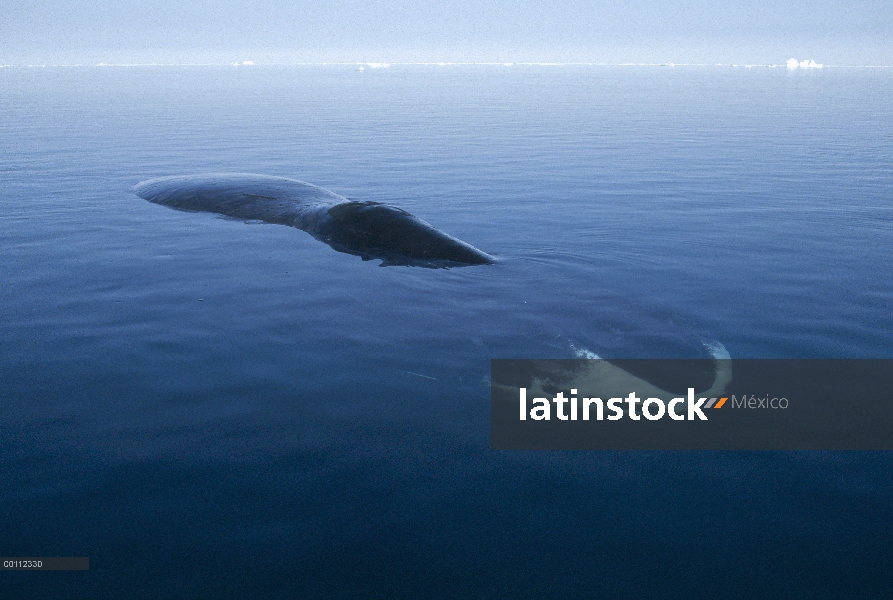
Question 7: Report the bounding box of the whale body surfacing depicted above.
[133,173,494,268]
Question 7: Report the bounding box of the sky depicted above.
[1,0,891,65]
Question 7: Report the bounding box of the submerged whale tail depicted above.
[133,174,494,268]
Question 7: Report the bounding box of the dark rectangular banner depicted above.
[1,557,89,570]
[491,359,893,450]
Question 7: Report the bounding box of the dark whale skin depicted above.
[133,174,494,268]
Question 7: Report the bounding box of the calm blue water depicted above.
[1,65,892,598]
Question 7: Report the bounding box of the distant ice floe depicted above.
[354,63,389,71]
[232,60,255,66]
[786,57,823,69]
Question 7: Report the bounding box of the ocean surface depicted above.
[1,64,891,598]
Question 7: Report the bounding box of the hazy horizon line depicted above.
[3,61,892,69]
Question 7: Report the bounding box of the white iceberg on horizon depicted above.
[787,57,823,69]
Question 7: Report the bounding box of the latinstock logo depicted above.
[518,388,728,421]
[491,359,893,450]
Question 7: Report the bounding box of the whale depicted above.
[494,342,733,405]
[133,173,494,268]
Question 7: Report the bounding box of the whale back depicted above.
[133,173,344,227]
[132,173,494,268]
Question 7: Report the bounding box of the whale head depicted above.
[316,201,494,268]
